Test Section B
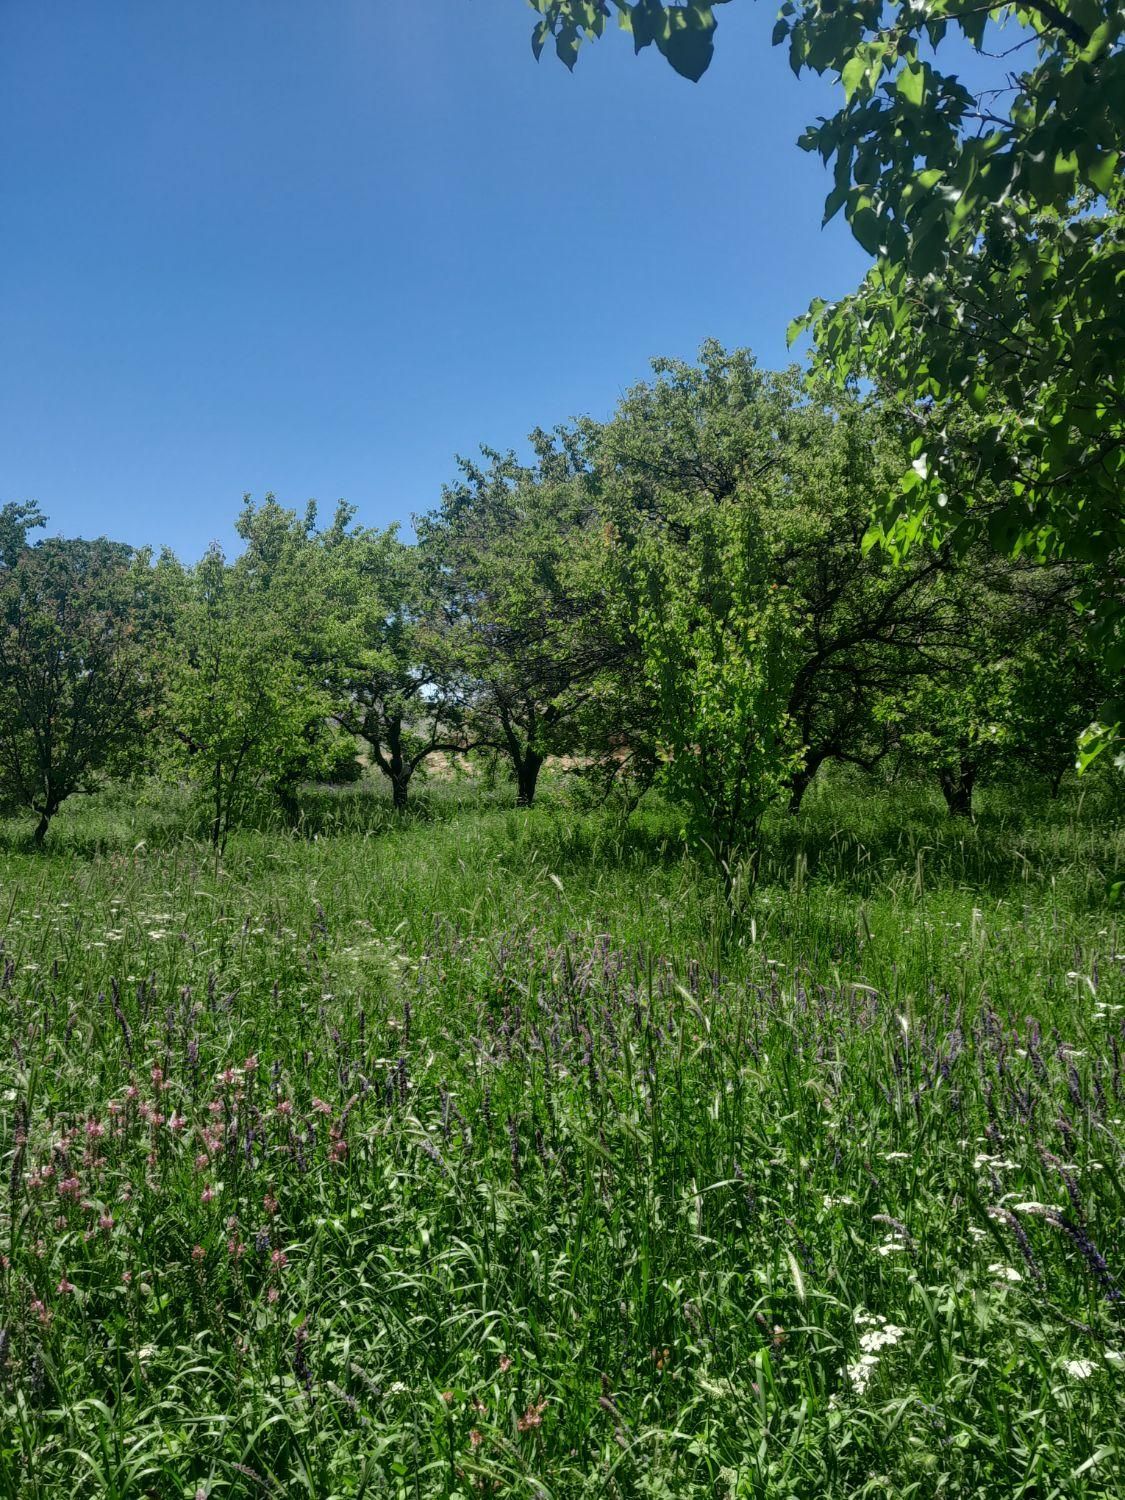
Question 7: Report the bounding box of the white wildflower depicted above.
[1062,1359,1095,1380]
[858,1323,906,1354]
[846,1353,879,1393]
[988,1263,1022,1283]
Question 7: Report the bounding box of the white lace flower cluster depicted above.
[842,1311,907,1394]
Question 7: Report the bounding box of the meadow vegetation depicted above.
[1,771,1122,1497]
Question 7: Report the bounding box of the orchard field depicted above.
[2,774,1123,1499]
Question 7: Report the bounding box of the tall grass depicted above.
[0,776,1122,1496]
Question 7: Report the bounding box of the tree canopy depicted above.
[523,0,1124,759]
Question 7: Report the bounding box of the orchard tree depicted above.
[883,556,1107,814]
[418,435,621,807]
[591,345,961,816]
[522,0,1125,757]
[625,476,803,877]
[159,535,345,849]
[0,505,154,845]
[330,527,470,810]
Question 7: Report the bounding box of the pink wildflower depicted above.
[56,1277,76,1295]
[201,1186,215,1204]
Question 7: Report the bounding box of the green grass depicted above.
[1,776,1123,1497]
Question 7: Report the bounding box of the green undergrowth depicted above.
[0,778,1122,1497]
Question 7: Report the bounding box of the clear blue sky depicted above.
[1,0,873,559]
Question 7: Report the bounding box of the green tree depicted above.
[882,556,1107,814]
[591,345,960,815]
[525,0,1125,756]
[0,508,154,845]
[418,436,621,807]
[158,530,346,849]
[330,527,470,810]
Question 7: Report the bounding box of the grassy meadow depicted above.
[1,773,1123,1498]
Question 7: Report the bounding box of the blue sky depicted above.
[1,0,873,559]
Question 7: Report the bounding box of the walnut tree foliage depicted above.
[523,0,1124,759]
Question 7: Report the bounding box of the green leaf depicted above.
[896,61,924,108]
[841,54,867,104]
[1087,150,1119,197]
[660,21,715,82]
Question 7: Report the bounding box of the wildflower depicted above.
[150,1066,164,1091]
[263,1193,279,1216]
[858,1323,905,1354]
[201,1186,215,1204]
[516,1398,547,1433]
[57,1176,82,1199]
[311,1098,333,1116]
[1062,1358,1096,1380]
[989,1263,1022,1283]
[270,1249,288,1271]
[469,1428,483,1451]
[98,1214,114,1232]
[845,1353,879,1393]
[267,1286,279,1304]
[191,1245,205,1263]
[194,1154,209,1172]
[31,1299,52,1327]
[440,1390,454,1405]
[244,1054,258,1073]
[498,1354,512,1374]
[276,1100,293,1116]
[56,1277,76,1295]
[167,1113,187,1133]
[84,1119,105,1140]
[227,1239,246,1259]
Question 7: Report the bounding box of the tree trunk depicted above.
[939,759,976,818]
[387,715,409,810]
[515,750,544,808]
[787,754,824,815]
[33,811,51,848]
